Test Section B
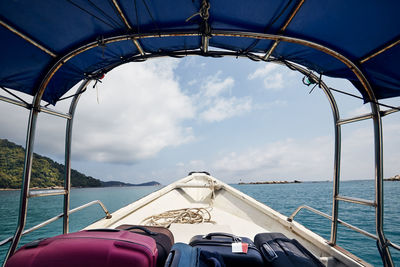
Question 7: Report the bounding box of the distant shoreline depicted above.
[238,180,302,185]
[384,175,400,181]
[0,184,162,191]
[384,178,400,181]
[0,188,20,191]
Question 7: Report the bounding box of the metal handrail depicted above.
[288,205,400,251]
[381,106,400,117]
[335,195,376,207]
[337,113,373,125]
[0,95,72,120]
[28,189,67,198]
[0,200,111,247]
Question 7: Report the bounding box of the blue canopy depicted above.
[1,0,400,104]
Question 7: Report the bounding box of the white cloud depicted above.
[211,122,400,182]
[199,96,252,122]
[340,122,400,179]
[0,100,33,145]
[201,71,234,98]
[213,136,333,181]
[188,79,197,86]
[0,59,196,164]
[248,64,285,90]
[382,123,400,178]
[346,105,370,117]
[261,72,284,89]
[248,64,278,80]
[2,58,398,184]
[189,160,206,169]
[192,71,252,122]
[69,59,195,164]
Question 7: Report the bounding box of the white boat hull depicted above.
[85,173,371,267]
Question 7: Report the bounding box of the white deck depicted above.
[85,173,371,267]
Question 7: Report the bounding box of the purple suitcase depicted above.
[5,229,158,267]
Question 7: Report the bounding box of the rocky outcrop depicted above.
[384,174,400,181]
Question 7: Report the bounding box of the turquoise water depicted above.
[233,181,400,266]
[0,181,399,266]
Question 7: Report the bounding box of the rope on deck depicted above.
[141,207,214,228]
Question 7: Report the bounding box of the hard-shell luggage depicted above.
[116,224,174,267]
[164,242,225,267]
[189,232,263,267]
[254,232,325,267]
[5,229,158,267]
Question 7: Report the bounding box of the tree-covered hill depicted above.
[0,139,101,189]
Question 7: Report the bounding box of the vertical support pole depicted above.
[371,102,393,266]
[63,118,72,234]
[330,121,341,245]
[3,107,39,263]
[63,80,91,234]
[316,77,341,246]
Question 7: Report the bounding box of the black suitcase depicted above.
[116,224,174,267]
[189,232,264,267]
[164,242,225,267]
[254,232,325,267]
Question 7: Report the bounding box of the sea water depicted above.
[0,180,399,266]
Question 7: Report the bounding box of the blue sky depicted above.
[1,57,399,184]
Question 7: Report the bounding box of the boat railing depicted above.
[0,200,111,247]
[288,205,400,251]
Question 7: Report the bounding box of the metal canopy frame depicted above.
[0,20,57,58]
[1,29,399,267]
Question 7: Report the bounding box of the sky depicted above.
[1,57,399,185]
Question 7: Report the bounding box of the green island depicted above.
[0,139,160,189]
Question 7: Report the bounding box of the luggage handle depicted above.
[165,250,180,267]
[86,228,120,232]
[25,238,46,249]
[203,232,242,242]
[261,242,278,262]
[125,226,158,236]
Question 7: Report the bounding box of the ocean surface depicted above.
[0,180,399,266]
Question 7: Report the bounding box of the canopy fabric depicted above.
[1,0,400,104]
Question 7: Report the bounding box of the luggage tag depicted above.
[231,242,248,253]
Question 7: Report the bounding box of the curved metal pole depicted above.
[321,96,341,246]
[32,30,378,107]
[276,63,341,245]
[3,103,39,265]
[371,102,393,266]
[63,79,92,234]
[312,77,341,246]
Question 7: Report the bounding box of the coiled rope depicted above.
[141,207,214,228]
